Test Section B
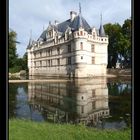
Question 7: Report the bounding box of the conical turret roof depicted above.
[99,14,106,37]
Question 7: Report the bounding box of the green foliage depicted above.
[9,66,22,73]
[121,19,131,67]
[104,18,131,68]
[9,29,18,68]
[22,52,28,71]
[104,23,122,68]
[9,29,28,73]
[9,119,131,140]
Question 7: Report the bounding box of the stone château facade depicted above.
[27,5,108,78]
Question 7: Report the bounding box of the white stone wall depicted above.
[27,27,108,77]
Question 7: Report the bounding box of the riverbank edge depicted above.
[9,74,131,83]
[9,119,131,140]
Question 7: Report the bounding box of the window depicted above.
[40,61,42,67]
[48,49,52,56]
[51,60,52,66]
[81,56,83,59]
[92,102,95,109]
[92,90,95,97]
[68,57,71,65]
[94,114,97,121]
[80,31,83,36]
[48,50,50,56]
[81,106,84,113]
[48,60,50,67]
[50,49,52,56]
[91,44,95,52]
[92,57,95,64]
[80,42,83,50]
[57,59,60,66]
[34,53,36,58]
[40,52,42,57]
[57,48,60,55]
[68,45,71,53]
[48,31,52,37]
[34,62,36,67]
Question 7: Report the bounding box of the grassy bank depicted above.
[9,119,131,140]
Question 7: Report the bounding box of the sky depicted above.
[9,0,131,57]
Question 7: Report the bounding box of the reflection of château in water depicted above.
[28,78,109,126]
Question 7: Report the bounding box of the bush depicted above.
[9,66,22,73]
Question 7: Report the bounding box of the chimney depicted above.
[70,11,77,21]
[55,20,59,25]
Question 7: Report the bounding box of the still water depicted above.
[9,78,131,129]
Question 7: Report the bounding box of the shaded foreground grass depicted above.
[9,119,131,140]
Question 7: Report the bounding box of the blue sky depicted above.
[9,0,131,57]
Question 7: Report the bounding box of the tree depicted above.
[22,52,28,71]
[104,23,122,68]
[9,29,18,68]
[121,18,131,68]
[104,18,131,68]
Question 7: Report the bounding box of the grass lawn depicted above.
[9,119,131,140]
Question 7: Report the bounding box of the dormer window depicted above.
[49,31,52,37]
[47,30,52,38]
[93,32,95,38]
[49,31,51,37]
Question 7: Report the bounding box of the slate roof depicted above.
[39,14,91,40]
[69,14,91,32]
[56,19,71,33]
[99,14,106,37]
[39,29,47,40]
[27,38,32,49]
[99,24,106,37]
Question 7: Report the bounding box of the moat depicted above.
[9,78,131,130]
